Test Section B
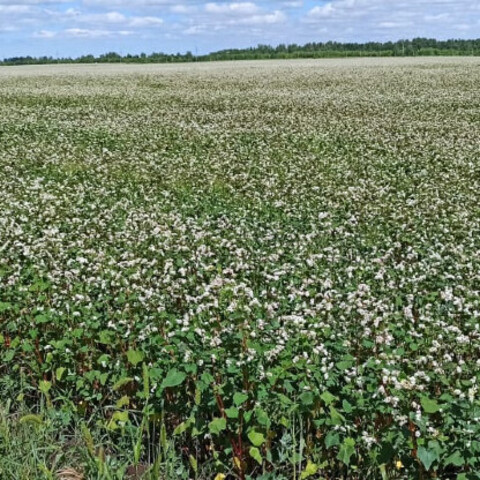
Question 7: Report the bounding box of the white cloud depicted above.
[33,29,56,37]
[307,3,335,18]
[64,27,133,37]
[0,5,34,13]
[237,10,286,25]
[303,0,480,41]
[0,0,71,3]
[205,2,261,15]
[170,4,198,14]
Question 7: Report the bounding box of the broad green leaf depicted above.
[55,367,66,381]
[342,399,353,413]
[336,361,353,371]
[321,391,336,405]
[0,302,11,312]
[256,408,270,427]
[116,395,130,408]
[39,380,51,394]
[417,446,438,471]
[277,393,293,405]
[299,391,314,406]
[126,349,144,367]
[233,392,248,406]
[173,421,189,435]
[421,396,440,414]
[329,406,345,425]
[98,330,114,345]
[161,369,186,389]
[325,432,340,448]
[225,407,239,419]
[107,410,129,430]
[209,417,227,435]
[249,447,262,465]
[445,451,464,467]
[301,460,318,479]
[247,429,265,447]
[35,315,49,324]
[337,438,355,466]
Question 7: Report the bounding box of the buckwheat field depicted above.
[1,57,480,479]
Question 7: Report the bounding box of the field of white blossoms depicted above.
[1,57,480,479]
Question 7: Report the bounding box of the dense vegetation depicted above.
[2,37,480,66]
[1,57,480,479]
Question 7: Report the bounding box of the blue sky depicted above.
[1,0,479,58]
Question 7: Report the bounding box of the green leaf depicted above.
[225,407,239,419]
[301,460,318,479]
[116,396,130,408]
[337,438,355,466]
[325,432,340,448]
[0,302,12,312]
[233,392,248,406]
[420,396,440,414]
[247,429,265,447]
[55,367,66,381]
[256,408,270,428]
[249,447,262,465]
[299,391,314,406]
[39,380,51,394]
[417,446,438,471]
[35,314,50,324]
[173,421,188,435]
[161,369,186,389]
[342,399,353,413]
[126,349,144,367]
[321,391,336,405]
[277,393,293,405]
[336,361,353,371]
[209,417,227,435]
[98,330,114,345]
[107,410,130,430]
[445,451,464,467]
[329,406,345,425]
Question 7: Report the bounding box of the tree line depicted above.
[2,37,479,66]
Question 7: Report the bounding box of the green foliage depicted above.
[126,349,144,367]
[2,37,480,65]
[208,417,227,436]
[1,58,479,478]
[418,446,439,471]
[247,429,266,447]
[161,369,186,389]
[249,447,263,465]
[337,438,356,466]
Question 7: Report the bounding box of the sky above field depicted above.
[1,0,479,58]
